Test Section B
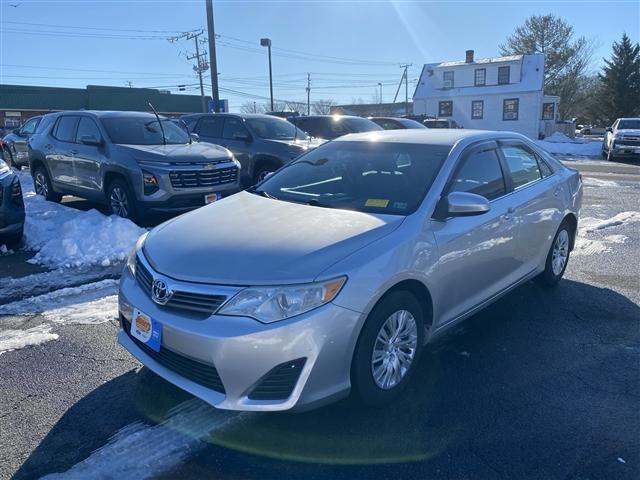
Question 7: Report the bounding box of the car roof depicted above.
[54,110,165,119]
[293,115,368,120]
[618,117,640,121]
[333,129,528,146]
[182,113,286,120]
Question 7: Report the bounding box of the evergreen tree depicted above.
[598,33,640,124]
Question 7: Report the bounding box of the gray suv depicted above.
[28,111,240,221]
[181,113,322,185]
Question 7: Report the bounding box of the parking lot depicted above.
[0,156,638,479]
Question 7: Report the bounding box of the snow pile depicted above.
[17,171,145,269]
[573,211,640,256]
[0,244,14,256]
[0,280,118,355]
[582,177,620,188]
[0,324,59,355]
[535,134,602,157]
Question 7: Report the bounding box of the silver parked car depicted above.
[118,129,582,411]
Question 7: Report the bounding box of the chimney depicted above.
[465,50,474,63]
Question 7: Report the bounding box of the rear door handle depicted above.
[554,186,562,196]
[70,149,79,155]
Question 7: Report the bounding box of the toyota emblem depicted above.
[151,278,172,305]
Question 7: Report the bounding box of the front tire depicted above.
[33,166,61,202]
[538,220,573,287]
[253,163,279,185]
[351,291,425,407]
[1,226,24,247]
[4,149,21,170]
[106,178,138,222]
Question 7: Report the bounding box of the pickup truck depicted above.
[602,118,640,161]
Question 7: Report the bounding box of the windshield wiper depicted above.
[304,198,334,208]
[247,187,279,200]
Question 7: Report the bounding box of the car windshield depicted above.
[255,140,451,215]
[618,120,640,129]
[398,119,427,129]
[246,117,308,140]
[101,117,190,145]
[342,117,383,133]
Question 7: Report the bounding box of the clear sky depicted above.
[1,0,638,112]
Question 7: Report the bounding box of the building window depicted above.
[498,66,510,85]
[474,68,486,86]
[471,100,484,119]
[443,71,454,88]
[503,98,519,121]
[542,103,555,120]
[439,101,453,117]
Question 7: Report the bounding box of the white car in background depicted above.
[602,118,640,161]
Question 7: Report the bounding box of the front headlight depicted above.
[0,159,9,176]
[219,276,347,323]
[126,231,149,276]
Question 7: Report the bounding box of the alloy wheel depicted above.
[371,309,418,390]
[110,186,129,218]
[552,229,569,276]
[34,171,48,197]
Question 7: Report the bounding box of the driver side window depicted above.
[222,117,248,140]
[448,148,506,201]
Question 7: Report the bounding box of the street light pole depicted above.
[378,82,382,104]
[260,38,274,112]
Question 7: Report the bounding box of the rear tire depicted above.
[33,166,61,202]
[4,149,21,170]
[2,226,24,248]
[537,220,573,287]
[351,291,425,407]
[106,178,138,222]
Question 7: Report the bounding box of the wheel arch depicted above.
[562,212,578,251]
[103,169,135,197]
[251,154,283,178]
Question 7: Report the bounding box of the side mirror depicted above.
[606,127,613,133]
[80,135,103,146]
[233,132,251,142]
[13,128,21,136]
[190,132,200,143]
[434,192,490,220]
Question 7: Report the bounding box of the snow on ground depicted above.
[582,177,621,188]
[573,211,640,256]
[43,399,245,480]
[0,280,118,354]
[535,132,602,157]
[0,324,58,355]
[17,170,145,269]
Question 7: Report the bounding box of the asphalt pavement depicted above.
[0,156,638,480]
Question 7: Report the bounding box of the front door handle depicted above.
[70,149,79,155]
[554,186,562,197]
[503,207,515,221]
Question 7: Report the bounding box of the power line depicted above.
[1,20,183,33]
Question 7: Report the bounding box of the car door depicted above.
[73,116,107,194]
[220,117,253,176]
[497,140,564,276]
[431,141,520,325]
[48,115,80,186]
[13,117,40,164]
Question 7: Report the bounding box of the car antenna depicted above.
[148,102,166,146]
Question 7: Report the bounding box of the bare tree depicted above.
[312,99,336,115]
[240,101,260,114]
[500,14,595,118]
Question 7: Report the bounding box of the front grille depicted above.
[617,138,640,147]
[248,358,306,400]
[169,167,238,189]
[122,316,225,393]
[11,179,23,205]
[135,257,227,314]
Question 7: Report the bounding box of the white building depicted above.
[412,51,559,139]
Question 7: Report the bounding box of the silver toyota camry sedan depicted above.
[118,129,582,412]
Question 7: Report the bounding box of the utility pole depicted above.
[168,29,209,113]
[306,73,311,115]
[400,63,412,115]
[378,82,382,104]
[206,0,220,112]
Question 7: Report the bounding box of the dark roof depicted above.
[334,129,526,146]
[0,84,204,114]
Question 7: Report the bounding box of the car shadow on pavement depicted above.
[14,279,640,480]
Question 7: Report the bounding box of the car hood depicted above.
[143,191,404,285]
[262,137,325,150]
[115,142,231,162]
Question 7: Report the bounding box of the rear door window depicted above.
[53,116,80,143]
[500,144,543,189]
[198,116,225,138]
[448,147,506,201]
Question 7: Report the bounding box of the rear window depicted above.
[53,116,79,142]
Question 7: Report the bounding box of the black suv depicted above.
[181,113,323,185]
[28,111,240,221]
[288,115,382,140]
[0,159,25,245]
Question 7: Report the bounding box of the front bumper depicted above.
[117,266,360,411]
[612,144,640,157]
